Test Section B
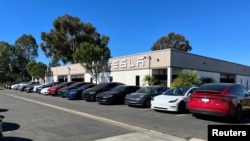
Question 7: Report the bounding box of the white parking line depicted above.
[176,114,188,117]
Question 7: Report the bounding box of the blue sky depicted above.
[0,0,249,66]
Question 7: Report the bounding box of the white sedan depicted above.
[151,86,198,113]
[40,87,50,95]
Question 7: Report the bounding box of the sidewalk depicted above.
[95,130,206,141]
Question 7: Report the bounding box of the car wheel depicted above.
[144,99,151,108]
[233,106,242,122]
[178,102,186,113]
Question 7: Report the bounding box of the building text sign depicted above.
[110,57,145,69]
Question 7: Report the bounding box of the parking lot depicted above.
[1,88,250,141]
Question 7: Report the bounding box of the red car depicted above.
[48,82,75,96]
[24,85,35,93]
[188,83,250,122]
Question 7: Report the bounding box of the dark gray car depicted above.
[124,85,169,108]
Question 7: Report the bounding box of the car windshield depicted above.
[57,82,69,87]
[77,84,93,90]
[163,87,190,96]
[92,83,112,89]
[136,87,159,94]
[111,86,126,92]
[67,82,83,88]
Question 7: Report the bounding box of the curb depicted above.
[189,138,206,141]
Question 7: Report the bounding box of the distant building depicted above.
[48,49,250,89]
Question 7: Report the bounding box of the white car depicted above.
[151,86,198,113]
[32,84,44,93]
[40,87,50,95]
[11,82,25,90]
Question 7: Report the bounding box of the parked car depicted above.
[188,83,250,122]
[125,85,169,108]
[48,82,75,96]
[11,82,26,90]
[32,84,45,93]
[96,85,140,105]
[5,82,20,89]
[36,82,63,94]
[151,86,198,113]
[66,83,96,100]
[40,87,50,95]
[81,82,125,102]
[17,81,40,91]
[24,85,36,93]
[58,82,90,97]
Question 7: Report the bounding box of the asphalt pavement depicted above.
[0,86,207,141]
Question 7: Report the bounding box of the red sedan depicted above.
[188,83,250,122]
[48,82,75,96]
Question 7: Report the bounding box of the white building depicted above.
[48,49,250,89]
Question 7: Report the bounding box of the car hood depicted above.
[97,91,119,97]
[126,93,148,98]
[82,88,100,94]
[153,95,185,102]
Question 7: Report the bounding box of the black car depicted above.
[124,85,169,108]
[96,85,140,105]
[58,82,90,97]
[66,83,96,100]
[81,82,125,102]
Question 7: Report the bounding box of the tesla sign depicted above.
[110,57,145,69]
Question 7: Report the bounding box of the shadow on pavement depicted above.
[2,122,20,132]
[0,137,33,141]
[194,113,250,124]
[0,109,8,113]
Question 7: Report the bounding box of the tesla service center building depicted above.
[47,49,250,89]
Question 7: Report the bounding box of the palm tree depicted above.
[143,75,157,86]
[171,70,201,87]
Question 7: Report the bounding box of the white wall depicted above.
[110,69,149,86]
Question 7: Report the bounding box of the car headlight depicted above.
[104,95,113,98]
[89,92,96,95]
[169,99,178,103]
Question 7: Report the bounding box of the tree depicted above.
[26,61,37,81]
[40,14,106,66]
[142,75,157,86]
[15,34,38,61]
[200,77,216,85]
[171,70,201,87]
[13,34,38,80]
[0,42,13,82]
[26,61,47,81]
[73,42,111,84]
[151,32,192,52]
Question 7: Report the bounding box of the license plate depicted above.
[202,98,209,103]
